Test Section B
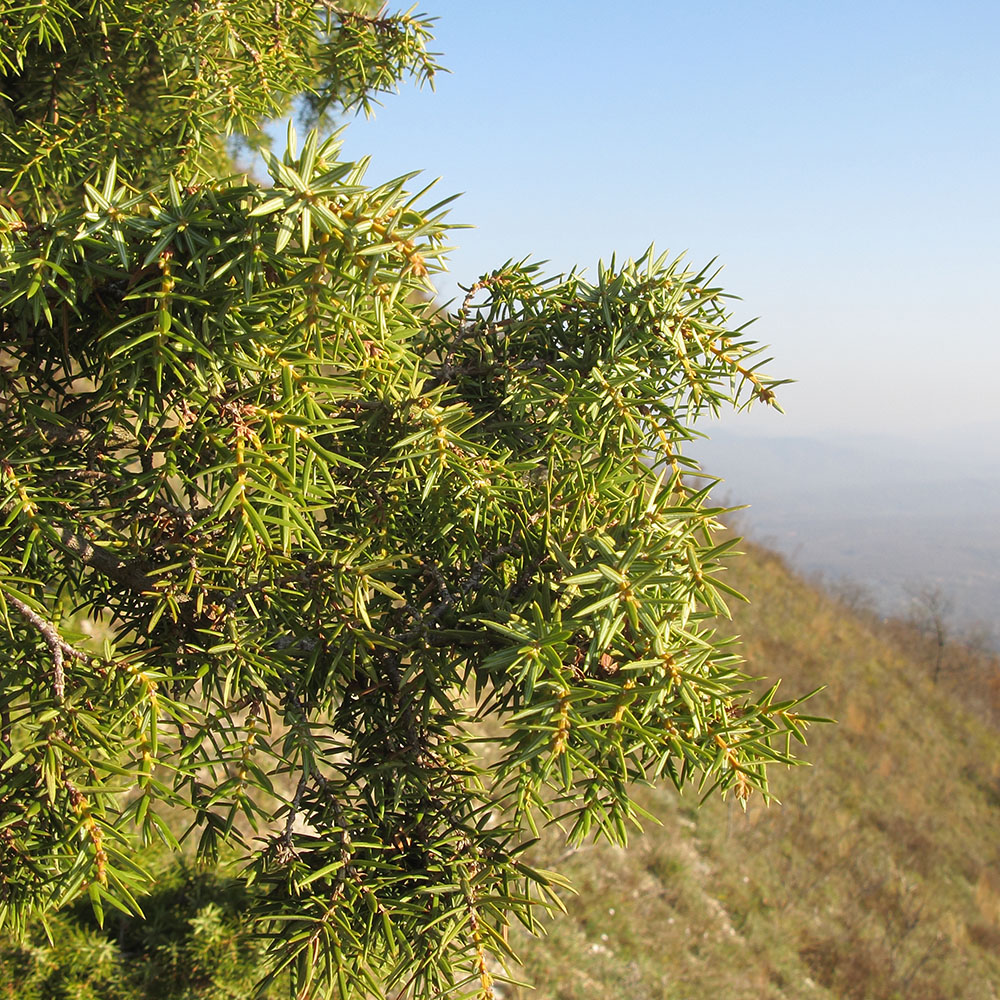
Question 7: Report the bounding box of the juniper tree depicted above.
[0,3,822,997]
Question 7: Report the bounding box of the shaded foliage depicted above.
[0,859,279,999]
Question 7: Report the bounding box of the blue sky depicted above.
[325,1,999,437]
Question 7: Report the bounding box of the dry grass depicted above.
[498,542,1000,1000]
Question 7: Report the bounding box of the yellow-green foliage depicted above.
[1,5,816,998]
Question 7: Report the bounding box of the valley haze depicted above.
[693,423,1000,635]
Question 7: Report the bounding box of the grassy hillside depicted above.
[506,543,1000,1000]
[3,543,998,999]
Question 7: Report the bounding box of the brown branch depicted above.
[53,524,156,595]
[2,460,155,597]
[2,589,88,701]
[437,280,488,382]
[509,551,547,602]
[279,773,309,860]
[36,421,134,448]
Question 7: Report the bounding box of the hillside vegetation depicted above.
[508,543,1000,1000]
[3,543,999,999]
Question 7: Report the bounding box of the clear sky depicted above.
[327,1,999,437]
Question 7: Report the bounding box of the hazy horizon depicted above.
[693,424,1000,636]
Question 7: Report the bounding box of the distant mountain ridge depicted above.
[689,426,1000,631]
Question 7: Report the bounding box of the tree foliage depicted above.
[0,3,822,997]
[1,856,279,999]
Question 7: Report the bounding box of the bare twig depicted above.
[509,551,546,602]
[437,280,486,382]
[279,773,309,860]
[458,545,517,599]
[2,589,88,701]
[327,4,405,34]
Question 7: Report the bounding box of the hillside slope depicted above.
[506,543,1000,1000]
